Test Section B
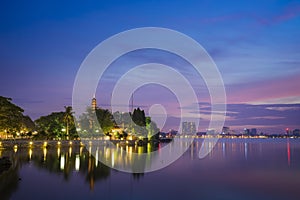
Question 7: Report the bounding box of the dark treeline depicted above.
[0,96,159,140]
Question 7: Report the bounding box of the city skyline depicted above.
[0,0,299,133]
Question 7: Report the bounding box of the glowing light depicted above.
[287,139,291,166]
[57,141,61,145]
[111,150,114,167]
[138,146,143,154]
[60,155,65,170]
[75,155,80,171]
[105,148,110,158]
[43,141,48,148]
[147,143,151,153]
[104,136,110,140]
[80,146,83,156]
[95,148,99,167]
[128,146,133,160]
[57,147,61,158]
[29,149,32,160]
[244,143,248,160]
[13,145,18,153]
[29,141,33,146]
[69,147,72,157]
[43,147,47,161]
[128,146,133,153]
[89,146,92,157]
[69,141,72,145]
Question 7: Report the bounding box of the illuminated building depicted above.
[182,122,196,135]
[222,126,230,135]
[92,95,97,110]
[243,128,250,135]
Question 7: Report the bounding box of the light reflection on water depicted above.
[0,138,300,200]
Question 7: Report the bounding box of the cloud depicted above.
[199,4,300,27]
[249,116,285,120]
[264,5,300,25]
[200,14,245,24]
[174,102,299,132]
[266,106,300,112]
[227,74,300,104]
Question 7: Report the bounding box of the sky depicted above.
[0,0,299,133]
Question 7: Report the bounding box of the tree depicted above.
[35,109,77,140]
[35,112,65,139]
[95,108,114,134]
[132,108,146,127]
[78,107,114,136]
[21,115,35,136]
[63,106,74,140]
[78,107,100,136]
[0,96,34,138]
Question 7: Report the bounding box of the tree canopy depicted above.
[0,96,34,137]
[35,109,77,140]
[77,107,159,140]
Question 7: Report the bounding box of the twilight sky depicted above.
[0,0,299,133]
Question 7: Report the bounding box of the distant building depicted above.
[250,128,257,136]
[222,126,230,135]
[293,129,300,137]
[169,129,178,136]
[92,95,97,110]
[243,128,250,135]
[182,122,196,135]
[206,129,216,135]
[196,132,206,136]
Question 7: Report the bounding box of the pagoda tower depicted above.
[91,94,97,110]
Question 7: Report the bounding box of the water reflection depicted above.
[244,142,248,160]
[0,139,300,200]
[287,138,291,166]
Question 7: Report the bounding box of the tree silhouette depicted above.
[0,96,34,138]
[63,106,74,140]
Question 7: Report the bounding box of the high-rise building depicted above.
[243,128,250,135]
[182,122,196,135]
[293,129,300,137]
[250,128,257,136]
[222,126,230,135]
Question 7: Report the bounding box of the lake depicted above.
[1,138,300,200]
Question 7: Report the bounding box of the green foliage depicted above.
[95,108,114,134]
[132,108,146,127]
[77,106,159,140]
[35,112,64,139]
[113,108,159,139]
[0,96,35,136]
[0,96,159,140]
[35,108,77,140]
[63,106,74,139]
[145,117,160,140]
[78,107,114,136]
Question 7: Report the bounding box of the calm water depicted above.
[1,138,300,200]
